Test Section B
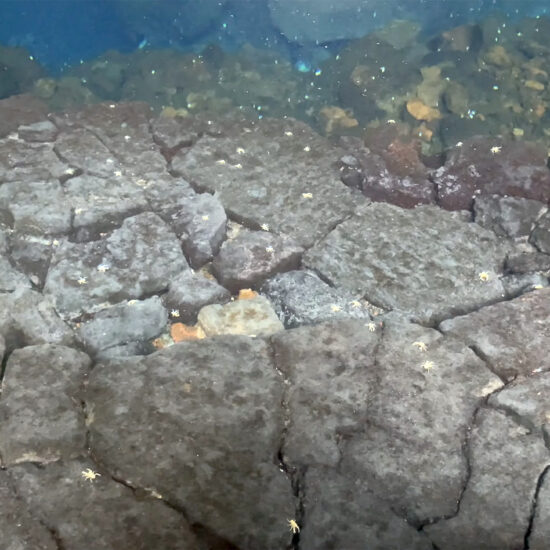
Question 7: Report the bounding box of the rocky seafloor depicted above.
[1,94,550,550]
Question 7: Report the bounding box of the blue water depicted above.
[1,0,549,73]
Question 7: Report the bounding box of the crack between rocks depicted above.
[80,389,237,550]
[40,520,66,550]
[267,336,303,550]
[419,404,482,531]
[523,464,550,549]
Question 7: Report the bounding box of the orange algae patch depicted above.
[170,322,205,342]
[238,288,258,300]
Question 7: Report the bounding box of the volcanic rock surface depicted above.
[0,95,550,550]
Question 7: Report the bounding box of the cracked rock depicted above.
[425,408,550,549]
[439,287,550,381]
[212,229,303,293]
[0,288,76,351]
[300,465,433,550]
[77,295,167,355]
[0,344,91,466]
[261,269,372,328]
[172,117,360,247]
[0,470,57,550]
[304,202,508,323]
[43,212,188,319]
[162,269,231,324]
[85,337,296,549]
[7,459,200,550]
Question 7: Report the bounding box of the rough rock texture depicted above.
[433,137,550,211]
[212,229,303,292]
[6,460,200,550]
[304,202,509,323]
[197,295,284,337]
[261,269,372,328]
[473,195,546,238]
[172,117,361,247]
[43,212,188,320]
[425,408,550,549]
[86,337,295,549]
[439,288,550,381]
[163,269,231,324]
[1,99,550,549]
[77,295,167,355]
[340,134,435,208]
[0,344,91,466]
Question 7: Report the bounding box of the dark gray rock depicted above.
[150,115,199,156]
[0,344,91,466]
[489,372,550,439]
[505,246,550,274]
[9,233,53,287]
[65,174,150,239]
[0,470,57,550]
[474,195,546,238]
[212,229,303,293]
[172,117,360,247]
[163,269,231,324]
[531,209,550,254]
[439,288,550,381]
[0,288,76,351]
[0,256,31,291]
[529,468,550,550]
[261,269,373,327]
[7,459,200,550]
[300,466,433,550]
[0,137,67,184]
[78,296,167,355]
[0,180,71,235]
[272,320,379,468]
[43,212,188,319]
[170,192,227,268]
[17,119,58,142]
[501,272,548,297]
[85,337,296,549]
[52,102,165,180]
[273,319,501,525]
[425,408,550,549]
[304,202,508,323]
[54,127,125,179]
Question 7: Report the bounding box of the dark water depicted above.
[2,0,550,155]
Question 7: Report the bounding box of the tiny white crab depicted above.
[201,215,210,221]
[288,519,300,534]
[490,145,502,154]
[77,276,87,285]
[478,271,490,282]
[97,263,110,273]
[265,246,274,253]
[302,192,313,199]
[330,304,342,313]
[349,300,361,309]
[81,468,101,482]
[170,309,180,318]
[422,360,435,372]
[260,223,270,231]
[412,341,428,352]
[367,322,376,332]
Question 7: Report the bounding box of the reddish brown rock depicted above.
[339,132,435,208]
[433,136,550,211]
